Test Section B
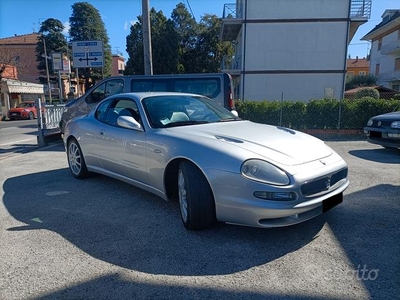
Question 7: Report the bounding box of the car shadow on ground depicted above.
[349,147,400,164]
[324,184,400,299]
[3,168,325,277]
[3,168,399,298]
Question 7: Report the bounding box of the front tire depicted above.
[28,112,34,120]
[178,161,216,230]
[67,138,89,179]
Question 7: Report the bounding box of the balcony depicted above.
[349,0,372,42]
[379,70,400,83]
[350,0,372,18]
[380,40,400,56]
[220,3,243,41]
[221,55,242,75]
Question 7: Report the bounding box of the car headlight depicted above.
[241,159,290,186]
[367,119,373,126]
[391,121,400,129]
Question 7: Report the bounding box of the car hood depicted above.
[167,121,333,166]
[9,107,28,112]
[372,111,400,120]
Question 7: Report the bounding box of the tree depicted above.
[35,18,67,85]
[171,2,198,73]
[125,2,234,75]
[196,14,233,73]
[345,74,378,90]
[125,8,179,75]
[69,2,112,90]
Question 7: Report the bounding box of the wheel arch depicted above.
[164,158,215,203]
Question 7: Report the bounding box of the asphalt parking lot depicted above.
[0,140,399,300]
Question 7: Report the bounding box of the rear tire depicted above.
[67,138,90,179]
[178,161,216,230]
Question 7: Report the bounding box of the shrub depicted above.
[236,98,399,129]
[354,87,380,99]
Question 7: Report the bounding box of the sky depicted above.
[0,0,397,60]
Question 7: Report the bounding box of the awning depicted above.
[1,78,44,94]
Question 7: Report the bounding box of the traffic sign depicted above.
[72,41,104,68]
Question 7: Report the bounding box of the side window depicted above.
[131,80,168,92]
[114,99,141,125]
[95,99,112,123]
[101,98,141,127]
[173,78,220,98]
[105,79,124,97]
[86,79,124,104]
[87,83,106,104]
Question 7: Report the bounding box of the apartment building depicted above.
[361,9,400,91]
[220,0,372,100]
[0,33,41,83]
[112,54,125,76]
[346,56,369,79]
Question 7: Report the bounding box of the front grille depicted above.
[301,168,348,197]
[372,120,392,127]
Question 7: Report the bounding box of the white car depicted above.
[64,92,349,230]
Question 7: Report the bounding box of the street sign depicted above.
[61,59,71,74]
[52,53,62,71]
[72,41,104,68]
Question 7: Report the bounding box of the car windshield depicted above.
[17,102,34,108]
[142,95,241,128]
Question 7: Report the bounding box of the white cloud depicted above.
[124,20,138,30]
[63,21,70,35]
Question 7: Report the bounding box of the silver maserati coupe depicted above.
[63,92,349,230]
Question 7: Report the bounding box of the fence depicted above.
[36,99,66,147]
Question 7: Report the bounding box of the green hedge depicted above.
[236,98,400,129]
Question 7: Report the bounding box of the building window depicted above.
[395,58,400,71]
[375,64,380,75]
[347,71,354,77]
[358,71,366,75]
[378,38,382,51]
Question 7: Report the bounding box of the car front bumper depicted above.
[364,126,400,149]
[206,161,349,228]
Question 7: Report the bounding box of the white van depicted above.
[60,73,235,132]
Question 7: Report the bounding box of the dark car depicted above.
[364,111,400,149]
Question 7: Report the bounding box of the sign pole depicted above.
[76,68,80,97]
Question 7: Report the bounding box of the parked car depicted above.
[59,73,235,133]
[8,101,38,120]
[64,92,349,230]
[364,111,400,149]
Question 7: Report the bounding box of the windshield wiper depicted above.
[164,120,209,127]
[218,118,242,122]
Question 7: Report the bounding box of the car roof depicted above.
[117,91,205,100]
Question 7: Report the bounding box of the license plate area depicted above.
[323,192,343,213]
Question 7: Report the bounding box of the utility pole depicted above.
[42,37,52,103]
[142,0,153,75]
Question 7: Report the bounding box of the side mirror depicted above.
[117,116,142,131]
[231,110,239,117]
